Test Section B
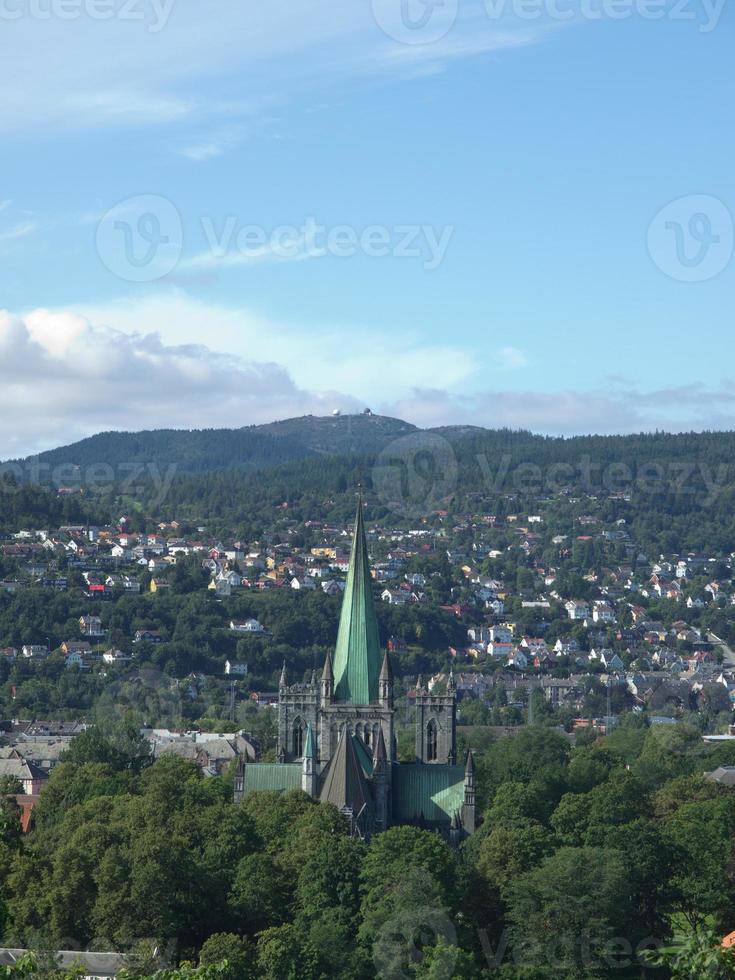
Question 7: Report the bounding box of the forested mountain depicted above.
[8,416,735,486]
[5,413,418,475]
[5,422,735,555]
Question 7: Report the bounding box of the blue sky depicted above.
[1,0,733,455]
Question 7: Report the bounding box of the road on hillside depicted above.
[709,632,735,667]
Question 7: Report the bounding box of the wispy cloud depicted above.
[181,233,326,270]
[495,346,528,369]
[0,1,552,137]
[176,124,249,162]
[0,222,36,245]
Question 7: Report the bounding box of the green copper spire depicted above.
[332,495,383,704]
[304,722,316,760]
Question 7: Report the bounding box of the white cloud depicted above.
[385,383,735,435]
[6,289,735,450]
[181,231,326,270]
[74,292,476,400]
[3,298,735,458]
[0,307,361,457]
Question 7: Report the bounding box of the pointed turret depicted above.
[373,726,388,768]
[332,496,383,704]
[302,722,318,797]
[447,667,456,695]
[379,649,393,708]
[279,660,288,690]
[304,722,316,760]
[321,649,334,704]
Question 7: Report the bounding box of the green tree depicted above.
[506,847,633,977]
[198,933,254,980]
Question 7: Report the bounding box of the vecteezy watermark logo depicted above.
[96,194,183,282]
[191,216,454,272]
[371,0,727,44]
[96,207,453,279]
[647,195,733,283]
[371,0,459,44]
[373,432,458,519]
[373,906,458,979]
[0,0,175,32]
[0,459,178,510]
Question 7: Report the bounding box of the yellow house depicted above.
[310,546,337,559]
[150,577,170,593]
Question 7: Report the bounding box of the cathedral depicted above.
[234,497,476,841]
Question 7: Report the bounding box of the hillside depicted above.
[6,413,418,475]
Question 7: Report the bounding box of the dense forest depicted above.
[4,415,417,476]
[6,423,735,554]
[3,719,735,977]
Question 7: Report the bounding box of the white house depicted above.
[79,616,104,637]
[230,618,265,634]
[225,661,248,676]
[103,649,132,666]
[488,641,515,659]
[566,600,590,621]
[592,601,616,624]
[381,589,409,605]
[22,644,49,659]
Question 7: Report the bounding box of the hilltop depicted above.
[6,413,419,475]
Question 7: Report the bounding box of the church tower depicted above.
[414,669,457,764]
[277,660,319,762]
[318,495,395,764]
[238,492,468,841]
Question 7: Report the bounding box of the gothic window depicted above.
[293,719,304,757]
[426,719,438,762]
[364,726,372,749]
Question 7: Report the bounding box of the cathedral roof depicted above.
[240,763,302,794]
[319,729,373,820]
[332,496,383,704]
[391,764,465,826]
